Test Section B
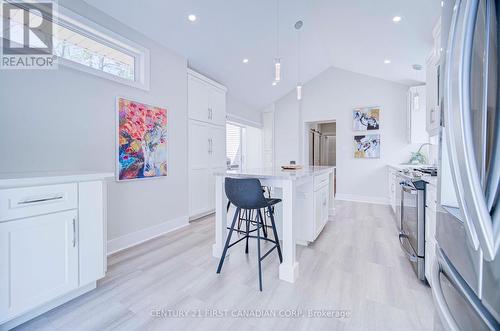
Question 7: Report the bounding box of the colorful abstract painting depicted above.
[117,98,168,180]
[353,107,380,131]
[354,134,380,159]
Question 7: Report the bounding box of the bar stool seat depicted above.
[216,177,283,291]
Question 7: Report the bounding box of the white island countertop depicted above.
[0,171,114,188]
[215,166,335,180]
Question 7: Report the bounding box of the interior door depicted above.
[444,0,500,261]
[0,210,78,320]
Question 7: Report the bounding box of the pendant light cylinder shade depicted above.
[274,58,281,82]
[296,83,302,100]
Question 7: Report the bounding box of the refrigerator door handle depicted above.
[432,248,500,330]
[455,0,499,260]
[444,0,485,253]
[431,257,460,331]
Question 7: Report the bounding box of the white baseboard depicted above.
[335,193,389,205]
[107,215,189,255]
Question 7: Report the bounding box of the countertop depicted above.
[387,165,438,187]
[387,164,437,171]
[215,166,335,180]
[0,171,114,188]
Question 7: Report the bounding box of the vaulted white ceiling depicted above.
[83,0,441,110]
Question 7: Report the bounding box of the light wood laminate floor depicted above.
[14,201,439,331]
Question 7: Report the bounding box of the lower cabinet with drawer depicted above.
[0,174,110,330]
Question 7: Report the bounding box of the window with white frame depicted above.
[3,3,150,89]
[226,123,243,170]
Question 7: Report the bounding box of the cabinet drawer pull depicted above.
[18,195,64,205]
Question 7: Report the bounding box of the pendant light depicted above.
[295,20,303,100]
[274,0,281,83]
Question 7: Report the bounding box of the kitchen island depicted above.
[213,166,335,283]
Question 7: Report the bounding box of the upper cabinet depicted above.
[187,71,227,127]
[426,18,442,137]
[407,85,429,144]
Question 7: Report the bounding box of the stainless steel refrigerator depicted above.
[432,0,500,330]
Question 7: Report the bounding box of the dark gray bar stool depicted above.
[216,177,283,291]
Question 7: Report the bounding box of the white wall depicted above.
[226,95,261,127]
[273,67,418,204]
[0,0,189,249]
[244,126,263,169]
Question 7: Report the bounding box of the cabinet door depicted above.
[314,185,329,237]
[189,169,213,217]
[209,87,226,126]
[409,86,429,144]
[78,181,105,286]
[189,121,211,170]
[426,60,441,135]
[188,75,210,123]
[0,210,78,320]
[210,126,226,169]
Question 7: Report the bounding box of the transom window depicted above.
[2,3,150,89]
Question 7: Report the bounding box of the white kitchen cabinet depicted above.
[426,19,442,137]
[314,184,329,237]
[210,127,226,169]
[188,70,227,219]
[296,172,332,244]
[188,122,226,218]
[187,74,210,123]
[407,85,429,144]
[0,173,110,330]
[189,121,212,170]
[0,211,79,322]
[209,87,226,126]
[78,181,105,284]
[188,70,227,127]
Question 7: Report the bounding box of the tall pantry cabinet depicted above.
[188,69,227,219]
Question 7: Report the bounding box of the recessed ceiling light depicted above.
[392,16,402,22]
[384,59,391,64]
[272,81,277,86]
[242,58,249,64]
[188,14,197,22]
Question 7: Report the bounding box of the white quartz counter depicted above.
[215,166,335,180]
[387,164,437,171]
[0,171,114,188]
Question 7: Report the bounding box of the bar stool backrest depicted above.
[225,177,268,210]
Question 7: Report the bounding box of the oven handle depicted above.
[402,185,417,194]
[398,233,418,262]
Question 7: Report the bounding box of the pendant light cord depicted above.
[276,0,280,57]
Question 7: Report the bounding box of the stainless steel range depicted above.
[398,178,427,281]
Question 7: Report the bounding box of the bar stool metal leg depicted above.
[245,217,250,254]
[256,211,263,291]
[265,207,283,263]
[216,207,241,274]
